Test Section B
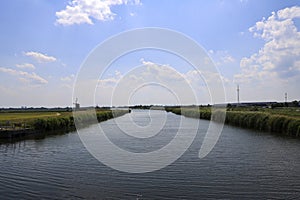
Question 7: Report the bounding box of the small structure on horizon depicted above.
[285,92,288,103]
[73,98,80,109]
[237,84,240,106]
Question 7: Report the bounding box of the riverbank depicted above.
[0,109,130,141]
[166,106,300,137]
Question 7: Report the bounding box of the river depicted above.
[0,110,299,199]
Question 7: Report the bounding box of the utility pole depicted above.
[285,92,287,103]
[237,84,240,106]
[285,92,288,107]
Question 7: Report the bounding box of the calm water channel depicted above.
[0,110,299,199]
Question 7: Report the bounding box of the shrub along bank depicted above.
[166,107,300,137]
[31,110,129,132]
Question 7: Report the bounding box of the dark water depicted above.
[0,110,300,199]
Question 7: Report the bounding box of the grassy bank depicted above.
[166,106,300,137]
[0,109,130,133]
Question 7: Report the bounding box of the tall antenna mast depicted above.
[285,92,287,103]
[237,84,240,106]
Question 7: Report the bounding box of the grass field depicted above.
[227,107,300,118]
[0,109,129,131]
[0,112,69,123]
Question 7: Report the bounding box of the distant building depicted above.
[73,98,80,109]
[74,103,80,109]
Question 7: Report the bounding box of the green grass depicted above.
[0,112,68,123]
[227,107,300,118]
[0,109,130,131]
[166,106,300,137]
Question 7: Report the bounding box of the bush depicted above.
[168,108,300,137]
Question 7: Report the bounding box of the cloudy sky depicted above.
[0,0,300,107]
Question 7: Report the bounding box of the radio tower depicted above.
[285,92,287,103]
[237,84,240,106]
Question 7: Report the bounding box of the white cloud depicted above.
[231,6,300,102]
[141,60,184,82]
[16,63,35,70]
[97,70,123,87]
[60,74,76,89]
[236,6,300,84]
[94,60,219,106]
[221,55,235,64]
[0,67,48,85]
[208,50,236,67]
[56,0,141,26]
[61,74,75,82]
[278,6,300,19]
[24,51,57,63]
[114,70,122,77]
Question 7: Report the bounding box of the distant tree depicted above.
[292,100,299,107]
[271,103,283,109]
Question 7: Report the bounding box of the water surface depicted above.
[0,110,299,199]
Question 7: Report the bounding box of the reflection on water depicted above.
[0,110,300,199]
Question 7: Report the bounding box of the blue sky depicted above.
[0,0,300,107]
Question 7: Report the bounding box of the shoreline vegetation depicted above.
[165,106,300,137]
[1,105,300,142]
[0,109,130,141]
